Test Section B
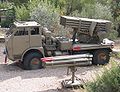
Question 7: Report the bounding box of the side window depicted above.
[14,28,28,36]
[31,27,39,35]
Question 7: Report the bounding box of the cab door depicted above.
[29,27,42,47]
[12,27,29,58]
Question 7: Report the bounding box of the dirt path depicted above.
[0,44,103,92]
[0,43,119,92]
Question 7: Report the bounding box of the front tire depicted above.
[23,53,43,70]
[92,49,110,65]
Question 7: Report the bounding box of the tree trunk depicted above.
[117,24,120,37]
[66,5,72,15]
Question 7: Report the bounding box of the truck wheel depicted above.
[23,53,43,70]
[92,49,110,65]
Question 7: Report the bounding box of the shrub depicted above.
[0,2,14,27]
[0,7,15,28]
[30,1,60,34]
[15,5,30,21]
[86,62,120,92]
[0,18,13,28]
[107,30,118,40]
[0,2,13,9]
[30,1,59,27]
[71,3,118,40]
[71,3,113,21]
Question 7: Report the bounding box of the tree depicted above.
[0,2,13,9]
[8,0,29,6]
[111,0,120,36]
[0,2,15,27]
[47,0,82,15]
[0,8,15,27]
[30,1,59,29]
[15,5,30,21]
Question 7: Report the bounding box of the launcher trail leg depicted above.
[62,66,83,88]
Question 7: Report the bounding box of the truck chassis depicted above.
[4,16,114,70]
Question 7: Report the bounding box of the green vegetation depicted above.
[0,2,14,27]
[110,0,120,37]
[71,2,112,20]
[86,62,120,92]
[116,53,120,59]
[0,0,120,38]
[30,1,59,29]
[112,52,120,59]
[0,0,120,91]
[15,5,30,21]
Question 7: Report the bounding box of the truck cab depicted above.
[5,21,44,66]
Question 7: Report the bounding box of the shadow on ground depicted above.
[0,61,101,82]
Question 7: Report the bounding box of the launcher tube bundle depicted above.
[60,16,111,36]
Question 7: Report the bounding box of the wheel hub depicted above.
[98,53,106,60]
[30,58,41,70]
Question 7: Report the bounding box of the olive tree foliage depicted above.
[15,5,30,21]
[111,0,120,36]
[30,1,59,29]
[47,0,82,15]
[71,3,112,20]
[7,0,29,6]
[47,0,96,15]
[0,2,15,27]
[61,0,82,15]
[28,0,41,11]
[71,2,118,40]
[0,2,13,9]
[96,0,111,5]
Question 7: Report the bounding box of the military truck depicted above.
[4,16,114,70]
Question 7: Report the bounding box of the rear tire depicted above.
[23,53,43,70]
[92,49,110,65]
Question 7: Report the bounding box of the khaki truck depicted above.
[4,16,114,70]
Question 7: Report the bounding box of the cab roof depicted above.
[14,21,40,27]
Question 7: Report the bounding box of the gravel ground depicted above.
[0,43,119,92]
